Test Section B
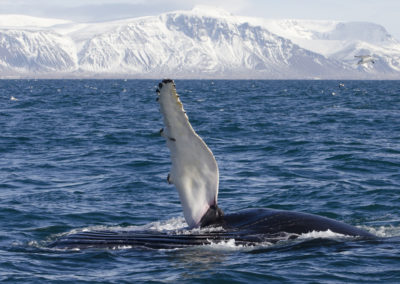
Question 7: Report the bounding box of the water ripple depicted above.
[1,80,400,283]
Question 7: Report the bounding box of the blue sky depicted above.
[1,0,399,40]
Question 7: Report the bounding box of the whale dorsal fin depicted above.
[157,79,219,228]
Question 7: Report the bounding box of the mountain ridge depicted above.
[0,7,399,79]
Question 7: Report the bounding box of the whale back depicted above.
[157,79,219,228]
[49,208,375,250]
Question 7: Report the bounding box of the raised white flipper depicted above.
[157,79,219,228]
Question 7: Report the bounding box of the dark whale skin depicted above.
[221,208,373,237]
[48,208,374,250]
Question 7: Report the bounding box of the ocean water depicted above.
[1,79,399,283]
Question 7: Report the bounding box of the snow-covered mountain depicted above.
[0,6,399,79]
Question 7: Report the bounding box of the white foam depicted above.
[110,245,133,250]
[72,216,226,236]
[363,225,400,238]
[206,239,276,252]
[28,240,38,247]
[206,239,245,251]
[145,217,188,232]
[62,217,188,236]
[297,229,352,240]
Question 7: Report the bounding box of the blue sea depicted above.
[1,79,399,283]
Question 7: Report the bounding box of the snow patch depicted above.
[0,9,399,78]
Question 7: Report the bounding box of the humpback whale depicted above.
[49,79,374,250]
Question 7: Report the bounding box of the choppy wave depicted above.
[1,80,400,283]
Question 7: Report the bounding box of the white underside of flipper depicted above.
[157,79,219,228]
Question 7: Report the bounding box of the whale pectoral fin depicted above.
[167,173,173,184]
[199,204,224,227]
[158,79,220,228]
[160,128,176,142]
